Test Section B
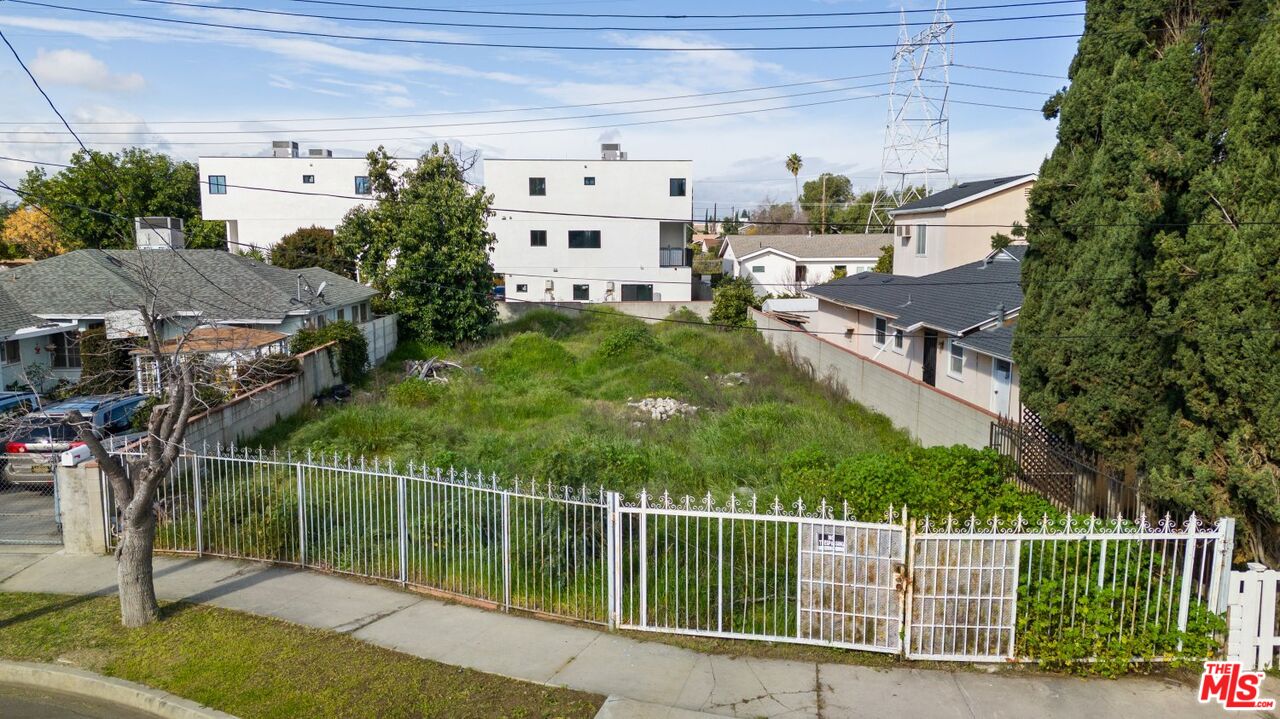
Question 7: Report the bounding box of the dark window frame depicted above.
[568,230,602,249]
[583,176,596,186]
[530,230,548,247]
[669,178,687,197]
[302,174,316,184]
[515,283,528,293]
[529,177,547,196]
[208,175,227,194]
[354,176,372,195]
[572,284,590,301]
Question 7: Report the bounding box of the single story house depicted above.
[888,174,1035,277]
[802,244,1026,417]
[0,217,377,392]
[132,326,290,395]
[719,233,891,295]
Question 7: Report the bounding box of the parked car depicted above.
[3,394,148,486]
[0,391,38,417]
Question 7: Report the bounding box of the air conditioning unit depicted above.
[898,224,911,246]
[606,281,615,291]
[544,280,554,291]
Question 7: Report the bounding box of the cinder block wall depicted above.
[752,309,995,449]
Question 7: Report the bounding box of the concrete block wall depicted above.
[183,343,340,449]
[496,300,713,324]
[360,313,398,367]
[752,309,996,449]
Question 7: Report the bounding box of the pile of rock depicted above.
[627,397,697,421]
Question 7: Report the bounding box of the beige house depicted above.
[803,245,1026,417]
[889,175,1035,277]
[719,234,889,296]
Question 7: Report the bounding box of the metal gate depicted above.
[615,493,905,653]
[0,480,61,545]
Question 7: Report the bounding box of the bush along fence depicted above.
[102,446,1234,672]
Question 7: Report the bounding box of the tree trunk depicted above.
[117,510,160,627]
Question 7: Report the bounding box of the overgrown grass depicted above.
[258,309,912,503]
[0,592,602,719]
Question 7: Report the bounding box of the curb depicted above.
[0,661,238,719]
[593,696,725,718]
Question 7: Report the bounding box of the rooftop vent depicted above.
[134,217,185,250]
[601,143,627,161]
[308,148,332,158]
[273,140,299,158]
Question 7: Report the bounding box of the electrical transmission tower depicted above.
[864,0,953,232]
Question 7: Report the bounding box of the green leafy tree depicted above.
[799,173,853,233]
[873,244,893,273]
[17,148,225,250]
[337,145,497,344]
[720,214,742,235]
[708,276,762,328]
[291,320,369,383]
[747,199,804,235]
[990,221,1026,251]
[1016,0,1279,559]
[271,225,354,278]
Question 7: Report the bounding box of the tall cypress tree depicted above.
[1017,0,1277,556]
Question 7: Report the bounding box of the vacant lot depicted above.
[257,309,1051,519]
[261,310,906,496]
[0,592,602,719]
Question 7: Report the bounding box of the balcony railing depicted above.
[659,247,691,267]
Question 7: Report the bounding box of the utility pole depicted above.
[820,175,828,234]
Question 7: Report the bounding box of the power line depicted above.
[130,0,1086,33]
[10,1,1082,52]
[0,65,1057,127]
[283,0,1085,19]
[0,79,903,136]
[951,63,1069,80]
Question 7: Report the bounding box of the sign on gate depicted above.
[798,521,905,652]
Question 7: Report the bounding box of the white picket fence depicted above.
[101,446,1237,664]
[1227,566,1280,670]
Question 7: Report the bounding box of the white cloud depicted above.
[29,49,145,93]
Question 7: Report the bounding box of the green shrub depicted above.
[708,276,761,329]
[387,338,451,363]
[594,324,659,360]
[787,446,1054,521]
[132,385,229,431]
[389,377,446,407]
[290,320,369,384]
[493,309,586,339]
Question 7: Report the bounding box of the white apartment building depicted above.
[199,141,380,254]
[486,144,694,303]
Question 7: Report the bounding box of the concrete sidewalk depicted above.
[0,549,1235,718]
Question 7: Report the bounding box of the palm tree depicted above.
[785,153,803,210]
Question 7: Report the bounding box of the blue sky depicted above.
[0,0,1082,213]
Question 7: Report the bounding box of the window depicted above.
[568,230,601,248]
[948,339,964,378]
[354,176,371,195]
[874,317,887,347]
[669,178,687,197]
[337,308,345,322]
[302,175,315,184]
[572,284,589,301]
[361,302,371,323]
[795,265,808,283]
[834,265,847,275]
[207,175,226,194]
[51,332,81,369]
[621,284,653,301]
[893,329,904,351]
[2,339,18,365]
[515,284,528,293]
[583,176,596,186]
[529,177,546,196]
[915,224,927,255]
[751,265,765,273]
[530,230,547,247]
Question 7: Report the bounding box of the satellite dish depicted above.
[315,281,327,298]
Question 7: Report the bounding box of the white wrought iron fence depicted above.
[101,446,1235,663]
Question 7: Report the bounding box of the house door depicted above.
[922,330,937,386]
[990,359,1012,416]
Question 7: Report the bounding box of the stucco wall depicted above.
[753,308,998,449]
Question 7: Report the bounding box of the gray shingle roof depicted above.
[722,233,891,260]
[0,285,41,337]
[0,249,376,325]
[953,323,1015,361]
[890,175,1033,215]
[805,245,1025,335]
